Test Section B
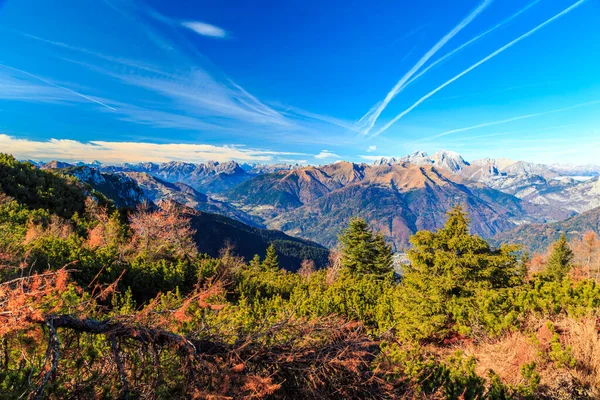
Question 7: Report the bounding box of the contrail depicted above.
[371,0,588,137]
[357,0,494,135]
[0,62,116,111]
[403,0,542,90]
[450,124,576,142]
[422,99,600,142]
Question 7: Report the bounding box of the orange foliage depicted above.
[24,216,73,245]
[241,375,281,398]
[298,259,316,278]
[529,253,548,275]
[0,268,74,336]
[128,202,197,260]
[572,231,600,280]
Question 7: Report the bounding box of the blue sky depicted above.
[0,0,599,165]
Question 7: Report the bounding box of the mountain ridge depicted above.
[494,206,600,253]
[224,161,563,249]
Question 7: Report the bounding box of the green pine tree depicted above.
[398,205,521,341]
[519,251,531,281]
[262,244,280,271]
[545,234,573,281]
[373,233,394,275]
[338,217,393,276]
[249,254,262,270]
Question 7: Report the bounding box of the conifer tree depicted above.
[545,234,573,281]
[262,244,280,271]
[249,254,261,270]
[338,217,393,276]
[519,251,531,281]
[373,233,394,275]
[398,206,520,340]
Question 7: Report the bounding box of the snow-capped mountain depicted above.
[373,150,600,216]
[375,150,469,174]
[431,150,470,174]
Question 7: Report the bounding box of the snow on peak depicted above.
[431,150,469,173]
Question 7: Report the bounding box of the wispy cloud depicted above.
[0,134,306,164]
[314,150,341,159]
[450,124,577,142]
[371,0,588,137]
[0,62,116,110]
[357,0,494,135]
[366,145,377,152]
[18,3,290,130]
[181,21,227,38]
[280,105,360,131]
[421,99,600,142]
[0,73,73,103]
[429,81,558,102]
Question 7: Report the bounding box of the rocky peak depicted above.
[70,166,106,185]
[41,160,74,170]
[373,157,400,166]
[431,150,470,173]
[214,160,244,174]
[400,151,434,166]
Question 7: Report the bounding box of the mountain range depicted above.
[33,150,600,252]
[122,172,263,227]
[223,161,568,249]
[374,151,600,215]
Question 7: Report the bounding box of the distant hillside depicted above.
[225,161,559,249]
[40,160,74,170]
[2,154,329,272]
[494,206,600,253]
[164,201,329,271]
[124,172,263,227]
[0,153,86,218]
[60,166,145,209]
[101,160,254,194]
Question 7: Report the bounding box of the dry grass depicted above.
[459,316,600,397]
[562,317,600,392]
[464,331,538,385]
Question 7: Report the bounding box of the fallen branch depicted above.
[44,315,229,356]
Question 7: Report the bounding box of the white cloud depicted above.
[314,150,340,159]
[181,21,227,38]
[366,145,377,153]
[0,134,306,164]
